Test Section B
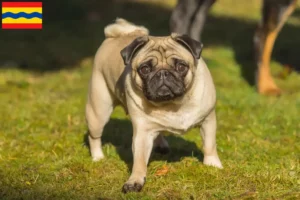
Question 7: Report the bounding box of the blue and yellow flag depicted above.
[2,2,42,29]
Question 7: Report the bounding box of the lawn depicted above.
[0,0,299,199]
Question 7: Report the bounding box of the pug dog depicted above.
[85,18,223,193]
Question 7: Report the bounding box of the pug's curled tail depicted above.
[104,18,149,38]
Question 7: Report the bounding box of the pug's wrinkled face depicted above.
[121,34,203,102]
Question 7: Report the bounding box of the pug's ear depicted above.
[120,36,149,65]
[171,33,203,59]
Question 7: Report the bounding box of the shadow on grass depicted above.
[0,0,299,82]
[83,118,203,170]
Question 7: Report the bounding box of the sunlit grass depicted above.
[0,0,299,199]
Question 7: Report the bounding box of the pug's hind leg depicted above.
[154,133,170,154]
[200,110,223,168]
[85,74,114,162]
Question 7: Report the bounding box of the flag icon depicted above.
[2,2,42,29]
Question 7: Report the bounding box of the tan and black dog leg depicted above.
[189,0,217,41]
[254,0,297,95]
[170,0,201,35]
[170,0,216,41]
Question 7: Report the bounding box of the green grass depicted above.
[0,0,300,199]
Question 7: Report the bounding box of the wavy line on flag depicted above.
[2,12,42,19]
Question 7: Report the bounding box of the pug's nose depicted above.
[156,70,170,79]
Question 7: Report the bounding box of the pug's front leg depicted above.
[200,109,223,168]
[122,128,158,193]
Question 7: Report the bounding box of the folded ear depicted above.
[120,36,149,65]
[171,33,203,59]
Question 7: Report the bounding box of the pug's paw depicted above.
[92,155,104,162]
[91,149,104,162]
[122,177,145,193]
[204,155,223,169]
[122,182,143,193]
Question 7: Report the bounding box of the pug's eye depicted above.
[175,62,188,73]
[139,65,152,75]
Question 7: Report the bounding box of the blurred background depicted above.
[0,1,299,199]
[0,0,300,73]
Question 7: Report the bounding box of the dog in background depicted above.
[170,0,297,95]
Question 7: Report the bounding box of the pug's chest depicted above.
[150,106,205,134]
